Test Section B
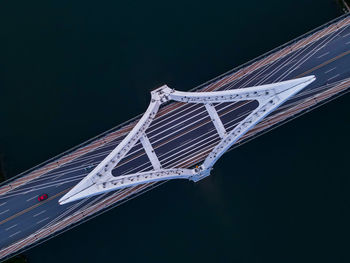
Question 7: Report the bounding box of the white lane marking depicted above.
[33,210,46,217]
[342,32,350,38]
[0,202,7,207]
[9,231,21,238]
[327,74,340,82]
[324,67,336,74]
[36,217,50,224]
[5,224,17,231]
[23,188,37,195]
[0,209,9,215]
[317,51,329,59]
[179,139,191,146]
[26,195,38,202]
[81,160,94,166]
[55,183,63,188]
[346,41,350,45]
[50,172,67,181]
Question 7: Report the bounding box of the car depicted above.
[38,193,48,202]
[84,164,94,172]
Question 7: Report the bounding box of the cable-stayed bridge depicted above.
[0,13,350,261]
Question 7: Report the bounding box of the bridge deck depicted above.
[1,13,350,260]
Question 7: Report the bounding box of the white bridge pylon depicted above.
[59,76,315,205]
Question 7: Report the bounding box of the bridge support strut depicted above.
[205,103,227,139]
[139,133,161,170]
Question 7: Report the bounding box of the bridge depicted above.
[59,77,315,204]
[0,13,350,261]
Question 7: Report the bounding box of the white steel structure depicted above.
[59,76,315,205]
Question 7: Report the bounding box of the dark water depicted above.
[1,0,349,262]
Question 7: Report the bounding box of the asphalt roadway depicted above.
[1,15,350,258]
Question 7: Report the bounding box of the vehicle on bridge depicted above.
[38,193,48,202]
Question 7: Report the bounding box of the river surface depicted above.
[1,0,350,262]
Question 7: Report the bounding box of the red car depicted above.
[38,193,48,202]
